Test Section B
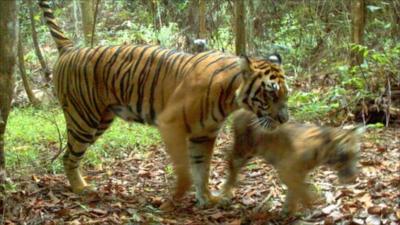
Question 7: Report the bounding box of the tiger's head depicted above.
[325,126,364,184]
[236,54,289,129]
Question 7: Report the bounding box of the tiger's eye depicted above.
[270,75,277,79]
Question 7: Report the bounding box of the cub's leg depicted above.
[279,168,315,214]
[278,168,304,214]
[63,109,114,194]
[187,136,218,206]
[220,149,252,200]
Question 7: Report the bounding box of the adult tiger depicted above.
[38,0,289,206]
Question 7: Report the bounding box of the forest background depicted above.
[0,0,399,224]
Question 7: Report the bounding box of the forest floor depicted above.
[2,127,400,225]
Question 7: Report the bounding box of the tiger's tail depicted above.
[38,0,74,52]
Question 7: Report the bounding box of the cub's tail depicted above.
[38,0,74,52]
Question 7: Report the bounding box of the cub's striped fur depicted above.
[222,110,362,213]
[39,0,289,205]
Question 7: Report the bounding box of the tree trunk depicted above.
[198,0,206,39]
[73,0,82,41]
[235,0,246,55]
[28,0,51,83]
[18,29,40,107]
[80,0,95,46]
[392,1,400,42]
[0,0,18,171]
[247,0,255,53]
[350,0,366,67]
[183,0,199,52]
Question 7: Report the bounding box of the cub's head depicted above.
[325,126,364,184]
[236,54,289,129]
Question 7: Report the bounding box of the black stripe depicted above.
[180,54,197,74]
[160,50,180,108]
[189,136,213,143]
[116,46,139,103]
[68,128,93,144]
[68,143,85,157]
[45,19,58,28]
[226,72,241,105]
[44,11,55,19]
[108,47,129,103]
[245,76,258,96]
[204,61,237,117]
[80,48,102,118]
[39,1,50,8]
[49,29,69,41]
[68,91,99,129]
[125,46,146,103]
[217,85,226,118]
[210,100,219,122]
[149,50,168,122]
[182,106,191,133]
[171,53,186,79]
[126,46,152,115]
[199,96,205,128]
[69,90,94,127]
[136,47,163,121]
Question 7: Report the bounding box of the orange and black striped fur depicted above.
[39,0,289,205]
[221,110,362,214]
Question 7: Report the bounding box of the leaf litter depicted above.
[1,127,399,224]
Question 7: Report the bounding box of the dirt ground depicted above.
[2,127,399,225]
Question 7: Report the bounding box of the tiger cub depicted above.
[221,109,363,214]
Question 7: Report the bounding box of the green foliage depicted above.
[157,22,179,47]
[5,106,161,175]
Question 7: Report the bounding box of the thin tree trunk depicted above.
[90,0,100,47]
[235,0,246,55]
[28,0,51,83]
[198,0,206,39]
[392,1,400,42]
[350,0,366,67]
[73,0,81,41]
[247,0,255,53]
[184,0,199,52]
[80,0,95,46]
[0,0,18,171]
[18,30,40,106]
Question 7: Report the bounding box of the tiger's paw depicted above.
[160,198,177,212]
[196,192,221,208]
[216,190,234,208]
[70,184,96,195]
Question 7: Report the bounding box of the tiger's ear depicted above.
[267,53,282,65]
[238,55,254,79]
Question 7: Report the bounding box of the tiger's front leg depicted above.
[188,136,219,206]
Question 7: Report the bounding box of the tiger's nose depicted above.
[277,112,289,124]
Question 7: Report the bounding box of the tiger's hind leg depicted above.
[63,109,115,194]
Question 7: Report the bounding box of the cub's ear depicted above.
[238,55,254,79]
[267,53,282,65]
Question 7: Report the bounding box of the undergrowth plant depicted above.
[5,106,161,176]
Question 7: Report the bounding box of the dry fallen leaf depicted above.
[365,215,381,225]
[322,204,338,214]
[359,193,373,208]
[367,206,382,215]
